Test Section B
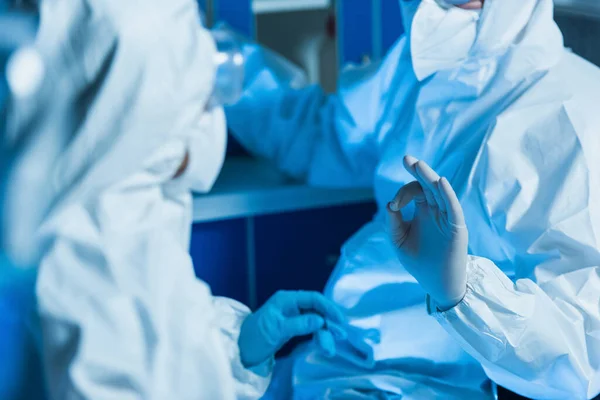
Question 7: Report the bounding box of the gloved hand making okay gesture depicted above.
[387,156,468,311]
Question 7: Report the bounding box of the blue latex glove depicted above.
[315,322,379,364]
[238,291,346,368]
[315,321,347,358]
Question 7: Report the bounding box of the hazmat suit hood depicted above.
[400,0,563,81]
[37,0,218,211]
[3,0,221,267]
[28,2,251,399]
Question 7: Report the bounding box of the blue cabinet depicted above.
[381,0,404,55]
[336,0,404,65]
[190,219,249,304]
[213,0,254,36]
[189,202,377,311]
[337,0,374,65]
[253,202,377,307]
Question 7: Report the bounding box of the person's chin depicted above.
[457,0,483,10]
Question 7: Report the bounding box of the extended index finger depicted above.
[390,181,425,212]
[439,177,466,227]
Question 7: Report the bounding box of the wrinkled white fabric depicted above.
[410,0,480,80]
[226,0,600,398]
[33,1,269,399]
[181,106,227,193]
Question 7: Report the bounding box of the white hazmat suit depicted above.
[225,0,600,398]
[31,1,271,398]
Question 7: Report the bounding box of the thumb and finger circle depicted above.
[387,181,423,246]
[389,155,466,227]
[389,181,425,212]
[390,156,439,212]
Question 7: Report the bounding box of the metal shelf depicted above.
[193,157,374,223]
[252,0,330,14]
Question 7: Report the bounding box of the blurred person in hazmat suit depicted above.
[2,0,347,399]
[224,0,600,398]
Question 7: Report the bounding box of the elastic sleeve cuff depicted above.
[426,256,487,316]
[425,256,523,361]
[213,297,273,399]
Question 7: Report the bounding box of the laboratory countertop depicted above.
[192,157,374,223]
[252,0,330,14]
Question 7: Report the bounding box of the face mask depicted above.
[180,106,227,193]
[407,0,480,80]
